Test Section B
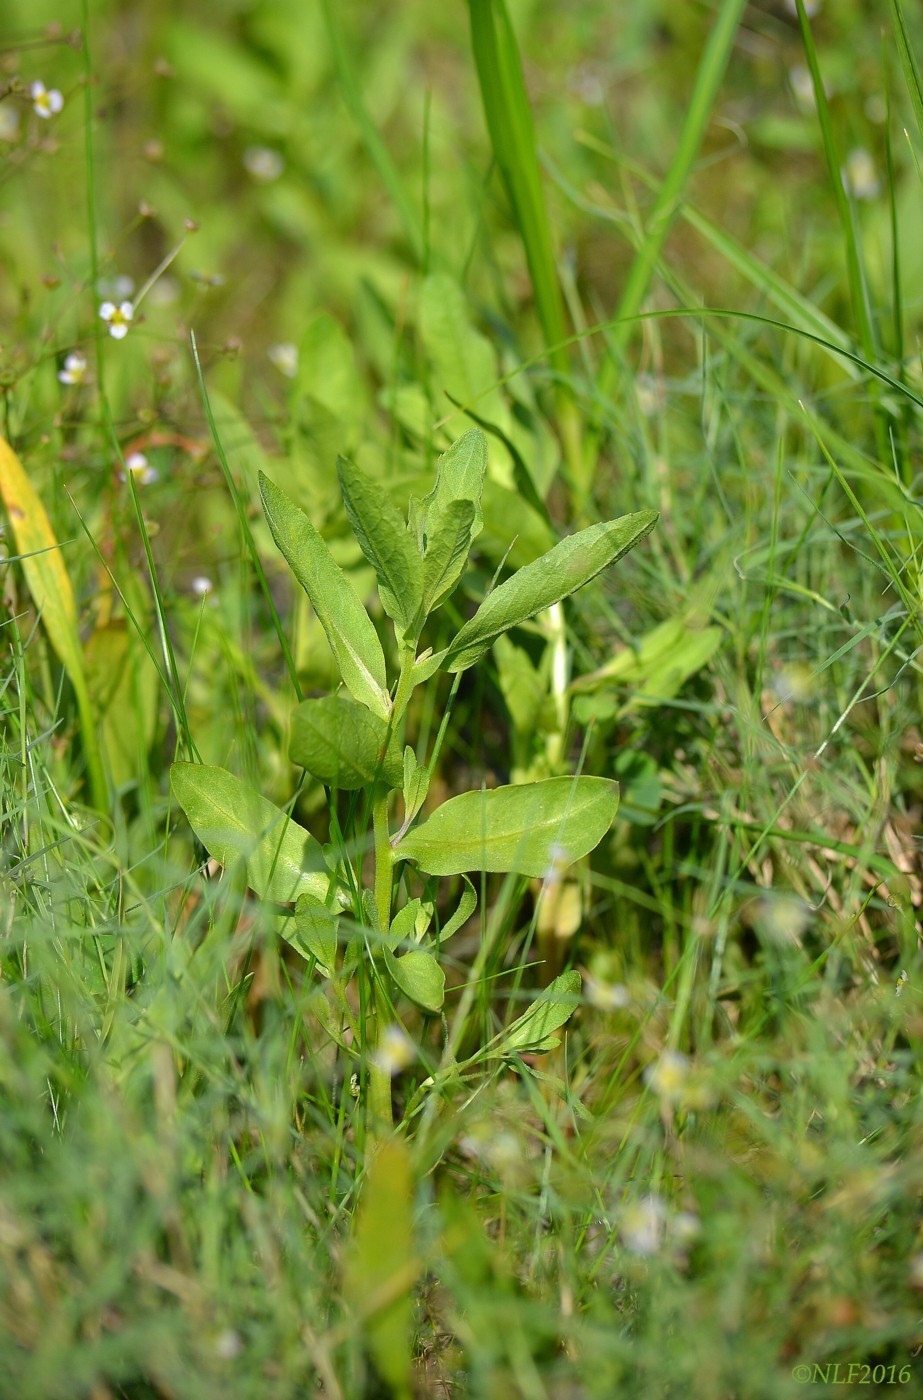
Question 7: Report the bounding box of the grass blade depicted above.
[587,0,747,484]
[467,0,583,487]
[890,0,923,144]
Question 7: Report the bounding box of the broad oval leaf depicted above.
[383,947,445,1013]
[290,694,403,790]
[336,456,423,635]
[495,969,582,1056]
[171,762,343,906]
[259,471,390,719]
[445,510,658,673]
[395,776,619,877]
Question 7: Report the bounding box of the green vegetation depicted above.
[1,1,921,1396]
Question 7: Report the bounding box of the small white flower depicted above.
[267,342,298,378]
[190,575,213,597]
[583,972,629,1012]
[789,65,816,112]
[120,452,158,486]
[784,0,821,14]
[644,1050,691,1103]
[57,351,88,386]
[671,1211,702,1246]
[31,81,63,120]
[621,1194,667,1257]
[99,300,134,339]
[243,145,285,182]
[371,1024,415,1078]
[213,1329,243,1360]
[843,148,880,201]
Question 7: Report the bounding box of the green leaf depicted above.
[387,898,432,950]
[344,1141,418,1399]
[420,274,509,432]
[383,947,445,1013]
[421,497,477,614]
[493,634,546,737]
[290,694,403,790]
[418,427,487,544]
[170,762,342,906]
[292,893,339,971]
[402,746,431,825]
[494,968,582,1055]
[445,510,657,673]
[396,777,619,878]
[259,471,390,719]
[409,430,487,617]
[438,874,477,943]
[570,616,722,706]
[336,455,423,635]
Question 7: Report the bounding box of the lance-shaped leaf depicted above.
[492,968,582,1056]
[421,497,476,613]
[0,435,106,810]
[415,427,487,547]
[259,471,390,719]
[395,776,619,878]
[290,694,403,790]
[292,893,339,972]
[336,455,423,635]
[171,762,343,906]
[383,947,445,1013]
[402,746,431,826]
[410,429,486,614]
[444,510,657,673]
[387,897,432,950]
[438,874,477,943]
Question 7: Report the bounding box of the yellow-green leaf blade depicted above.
[170,762,343,906]
[445,510,658,673]
[0,435,106,809]
[395,776,619,878]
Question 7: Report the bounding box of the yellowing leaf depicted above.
[0,435,106,809]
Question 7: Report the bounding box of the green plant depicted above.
[170,427,656,1128]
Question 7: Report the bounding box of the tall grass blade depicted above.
[793,0,875,360]
[587,0,747,486]
[890,0,923,144]
[467,0,582,488]
[320,0,424,264]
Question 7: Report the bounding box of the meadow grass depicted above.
[1,2,922,1397]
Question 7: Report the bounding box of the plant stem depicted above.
[368,783,395,1130]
